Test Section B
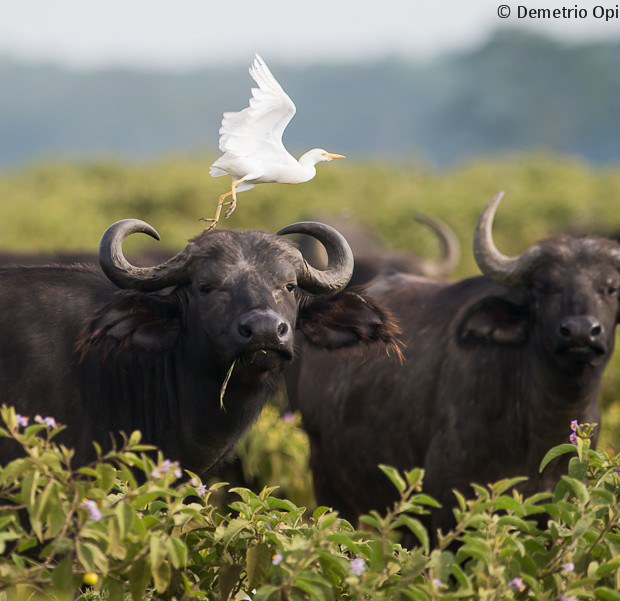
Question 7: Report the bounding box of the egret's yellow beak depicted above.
[324,153,345,159]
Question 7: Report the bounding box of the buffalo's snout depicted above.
[232,310,293,355]
[559,316,603,344]
[556,315,606,360]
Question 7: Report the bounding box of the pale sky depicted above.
[1,0,619,69]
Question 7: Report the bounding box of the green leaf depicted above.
[409,493,442,508]
[129,559,151,601]
[152,560,171,594]
[115,501,134,540]
[490,476,528,495]
[246,542,272,590]
[595,587,620,601]
[568,456,589,480]
[560,475,589,504]
[496,515,534,533]
[76,541,109,573]
[393,515,429,553]
[539,443,576,473]
[358,514,383,530]
[595,562,620,577]
[107,579,125,601]
[96,463,118,493]
[218,563,242,601]
[51,557,79,601]
[221,517,251,549]
[253,585,280,601]
[166,537,187,570]
[294,573,333,601]
[379,464,407,493]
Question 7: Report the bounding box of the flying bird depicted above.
[207,53,345,228]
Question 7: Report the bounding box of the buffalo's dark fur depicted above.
[0,227,400,476]
[293,234,620,538]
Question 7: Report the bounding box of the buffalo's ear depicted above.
[458,296,529,346]
[297,291,402,355]
[79,292,181,354]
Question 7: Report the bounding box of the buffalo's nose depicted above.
[233,310,292,347]
[558,316,604,345]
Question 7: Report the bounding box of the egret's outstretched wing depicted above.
[217,54,296,159]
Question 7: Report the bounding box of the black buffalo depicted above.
[0,220,400,475]
[293,192,620,535]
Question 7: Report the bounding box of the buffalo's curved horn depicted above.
[278,221,354,294]
[99,219,195,291]
[473,192,543,287]
[413,214,460,277]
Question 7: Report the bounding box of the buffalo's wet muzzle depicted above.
[231,310,294,363]
[555,315,606,362]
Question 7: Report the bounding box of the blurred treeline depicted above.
[2,28,620,167]
[1,153,620,464]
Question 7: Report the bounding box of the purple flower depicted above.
[34,415,57,428]
[81,499,103,521]
[561,596,577,601]
[15,414,29,428]
[196,483,207,497]
[152,458,182,479]
[509,577,525,592]
[282,412,295,423]
[350,558,366,576]
[272,553,283,565]
[569,432,578,445]
[570,420,579,432]
[615,466,620,475]
[563,561,575,572]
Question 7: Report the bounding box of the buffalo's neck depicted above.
[78,342,278,476]
[523,355,602,488]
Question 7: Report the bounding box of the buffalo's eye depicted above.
[285,283,296,293]
[198,284,214,295]
[608,285,619,297]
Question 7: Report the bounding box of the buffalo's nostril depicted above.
[559,325,571,338]
[238,323,253,339]
[277,322,289,338]
[591,323,602,337]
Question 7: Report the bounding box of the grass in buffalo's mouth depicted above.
[219,359,237,410]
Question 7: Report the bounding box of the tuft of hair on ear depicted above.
[368,298,406,364]
[76,292,181,359]
[298,290,405,361]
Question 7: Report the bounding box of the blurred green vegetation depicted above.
[1,152,619,468]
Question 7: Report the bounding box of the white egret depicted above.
[207,53,345,228]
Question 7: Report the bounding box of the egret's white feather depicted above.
[215,54,295,162]
[208,53,344,227]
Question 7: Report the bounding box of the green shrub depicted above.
[1,405,620,600]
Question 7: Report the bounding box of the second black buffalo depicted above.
[293,193,620,535]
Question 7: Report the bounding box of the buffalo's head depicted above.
[469,192,620,374]
[85,220,399,378]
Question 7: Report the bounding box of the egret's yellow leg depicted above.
[202,179,243,230]
[224,180,241,219]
